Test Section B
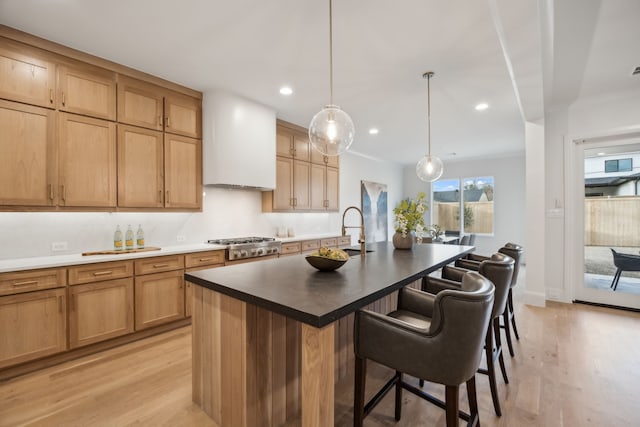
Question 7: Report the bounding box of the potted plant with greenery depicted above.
[392,192,427,249]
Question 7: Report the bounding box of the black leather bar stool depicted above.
[354,272,495,427]
[457,243,523,357]
[424,253,514,417]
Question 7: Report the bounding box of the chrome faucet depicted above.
[341,206,366,255]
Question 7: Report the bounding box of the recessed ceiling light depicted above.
[369,128,379,135]
[475,103,489,111]
[597,152,606,156]
[279,86,293,96]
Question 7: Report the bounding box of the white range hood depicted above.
[203,90,276,190]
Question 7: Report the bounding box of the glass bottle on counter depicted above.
[114,225,123,251]
[125,225,134,250]
[136,224,145,249]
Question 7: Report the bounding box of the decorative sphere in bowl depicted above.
[305,247,349,271]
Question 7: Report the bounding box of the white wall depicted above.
[403,153,526,256]
[0,152,403,260]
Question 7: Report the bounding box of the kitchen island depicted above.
[185,241,474,427]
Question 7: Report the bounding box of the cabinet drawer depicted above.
[337,236,352,247]
[280,242,301,255]
[0,268,66,296]
[135,255,184,275]
[185,250,225,269]
[69,261,133,285]
[320,238,338,248]
[300,240,320,253]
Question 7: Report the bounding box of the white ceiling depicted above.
[1,0,638,165]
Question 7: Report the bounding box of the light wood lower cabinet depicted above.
[135,270,185,330]
[69,278,134,348]
[0,288,66,369]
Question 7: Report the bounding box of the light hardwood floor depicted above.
[1,294,639,426]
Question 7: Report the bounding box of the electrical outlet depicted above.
[177,235,186,242]
[51,241,68,252]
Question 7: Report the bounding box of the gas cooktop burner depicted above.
[207,237,276,245]
[207,237,280,261]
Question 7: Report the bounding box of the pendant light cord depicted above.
[329,0,334,106]
[424,71,434,157]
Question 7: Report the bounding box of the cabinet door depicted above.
[117,125,164,208]
[325,154,339,168]
[271,156,293,211]
[58,113,116,207]
[276,129,293,158]
[310,143,325,165]
[293,133,310,162]
[116,76,164,131]
[164,92,201,138]
[164,134,202,209]
[69,278,134,348]
[326,166,339,211]
[0,100,56,206]
[293,160,311,210]
[310,163,327,210]
[57,64,116,121]
[135,270,185,330]
[0,40,56,108]
[0,288,66,369]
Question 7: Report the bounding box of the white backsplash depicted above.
[0,187,342,260]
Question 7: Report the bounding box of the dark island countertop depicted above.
[185,241,474,328]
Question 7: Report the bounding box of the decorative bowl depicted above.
[305,255,348,272]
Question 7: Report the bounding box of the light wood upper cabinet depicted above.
[58,113,116,207]
[164,91,201,139]
[0,99,56,206]
[263,156,294,212]
[117,76,163,131]
[310,163,327,210]
[0,288,67,369]
[117,125,164,208]
[57,64,116,121]
[0,40,56,108]
[276,124,310,161]
[164,134,202,209]
[69,278,134,348]
[293,160,311,210]
[326,166,339,210]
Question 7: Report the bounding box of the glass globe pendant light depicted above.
[416,71,444,182]
[309,0,355,156]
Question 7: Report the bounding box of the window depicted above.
[431,176,494,235]
[605,158,632,173]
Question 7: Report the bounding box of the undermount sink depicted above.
[343,248,374,256]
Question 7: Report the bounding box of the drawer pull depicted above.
[153,263,169,268]
[93,271,113,276]
[13,280,38,287]
[58,296,63,313]
[198,257,214,262]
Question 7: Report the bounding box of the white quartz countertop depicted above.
[0,234,351,273]
[0,243,226,273]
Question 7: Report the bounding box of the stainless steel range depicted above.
[207,237,281,262]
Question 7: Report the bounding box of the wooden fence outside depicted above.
[432,202,494,234]
[585,196,640,246]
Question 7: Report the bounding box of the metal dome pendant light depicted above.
[416,71,444,182]
[309,0,355,157]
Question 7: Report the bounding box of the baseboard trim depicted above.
[524,290,546,307]
[573,299,640,313]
